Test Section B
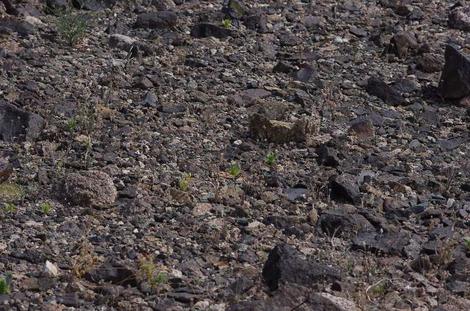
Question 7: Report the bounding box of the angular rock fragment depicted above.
[0,101,44,142]
[249,113,316,144]
[366,76,405,105]
[134,11,177,29]
[352,231,410,255]
[262,244,341,291]
[329,174,361,205]
[85,261,137,286]
[55,170,117,209]
[439,45,470,100]
[190,23,232,39]
[317,210,374,237]
[72,0,117,11]
[448,5,470,31]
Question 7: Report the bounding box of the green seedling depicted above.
[228,163,241,178]
[265,152,277,166]
[464,237,470,251]
[40,202,53,215]
[0,277,10,295]
[66,118,78,133]
[3,203,16,213]
[222,18,232,29]
[178,173,192,192]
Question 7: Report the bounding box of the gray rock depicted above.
[56,170,117,209]
[190,23,232,39]
[85,261,137,286]
[0,101,44,141]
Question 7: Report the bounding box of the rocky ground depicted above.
[0,0,469,310]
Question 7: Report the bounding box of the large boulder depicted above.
[439,45,470,100]
[56,170,117,209]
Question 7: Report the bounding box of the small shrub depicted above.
[228,163,241,178]
[66,117,78,133]
[56,12,87,46]
[178,173,192,192]
[0,183,24,201]
[222,18,232,29]
[0,277,9,294]
[464,237,470,251]
[40,202,53,215]
[265,151,277,166]
[138,256,168,290]
[3,203,16,213]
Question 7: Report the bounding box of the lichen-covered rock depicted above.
[56,170,117,209]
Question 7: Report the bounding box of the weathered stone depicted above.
[448,5,470,31]
[262,244,341,291]
[56,170,117,209]
[388,31,418,58]
[329,174,361,205]
[190,23,232,39]
[317,210,374,236]
[134,11,177,29]
[249,114,316,144]
[366,76,405,105]
[85,261,137,286]
[439,45,470,100]
[352,231,410,255]
[0,101,44,141]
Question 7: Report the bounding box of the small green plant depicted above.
[40,202,53,215]
[138,256,168,290]
[265,151,277,166]
[464,237,470,251]
[178,173,192,192]
[56,11,87,46]
[3,203,16,213]
[66,117,78,133]
[0,277,10,295]
[222,18,232,29]
[228,163,241,178]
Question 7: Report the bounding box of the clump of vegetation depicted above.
[66,117,78,133]
[72,240,99,278]
[40,202,53,215]
[138,256,168,291]
[228,162,241,178]
[56,11,88,46]
[0,183,24,202]
[3,203,17,213]
[0,276,10,294]
[265,151,277,166]
[222,18,232,29]
[464,237,470,251]
[178,173,192,191]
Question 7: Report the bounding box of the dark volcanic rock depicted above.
[439,45,470,100]
[262,244,341,291]
[0,101,44,142]
[190,23,232,39]
[316,144,340,167]
[329,174,361,205]
[416,53,443,73]
[317,210,374,237]
[85,261,137,286]
[0,18,33,36]
[134,11,178,29]
[448,5,470,31]
[72,0,116,11]
[352,231,410,255]
[366,76,405,105]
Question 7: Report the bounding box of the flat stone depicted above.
[439,45,470,100]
